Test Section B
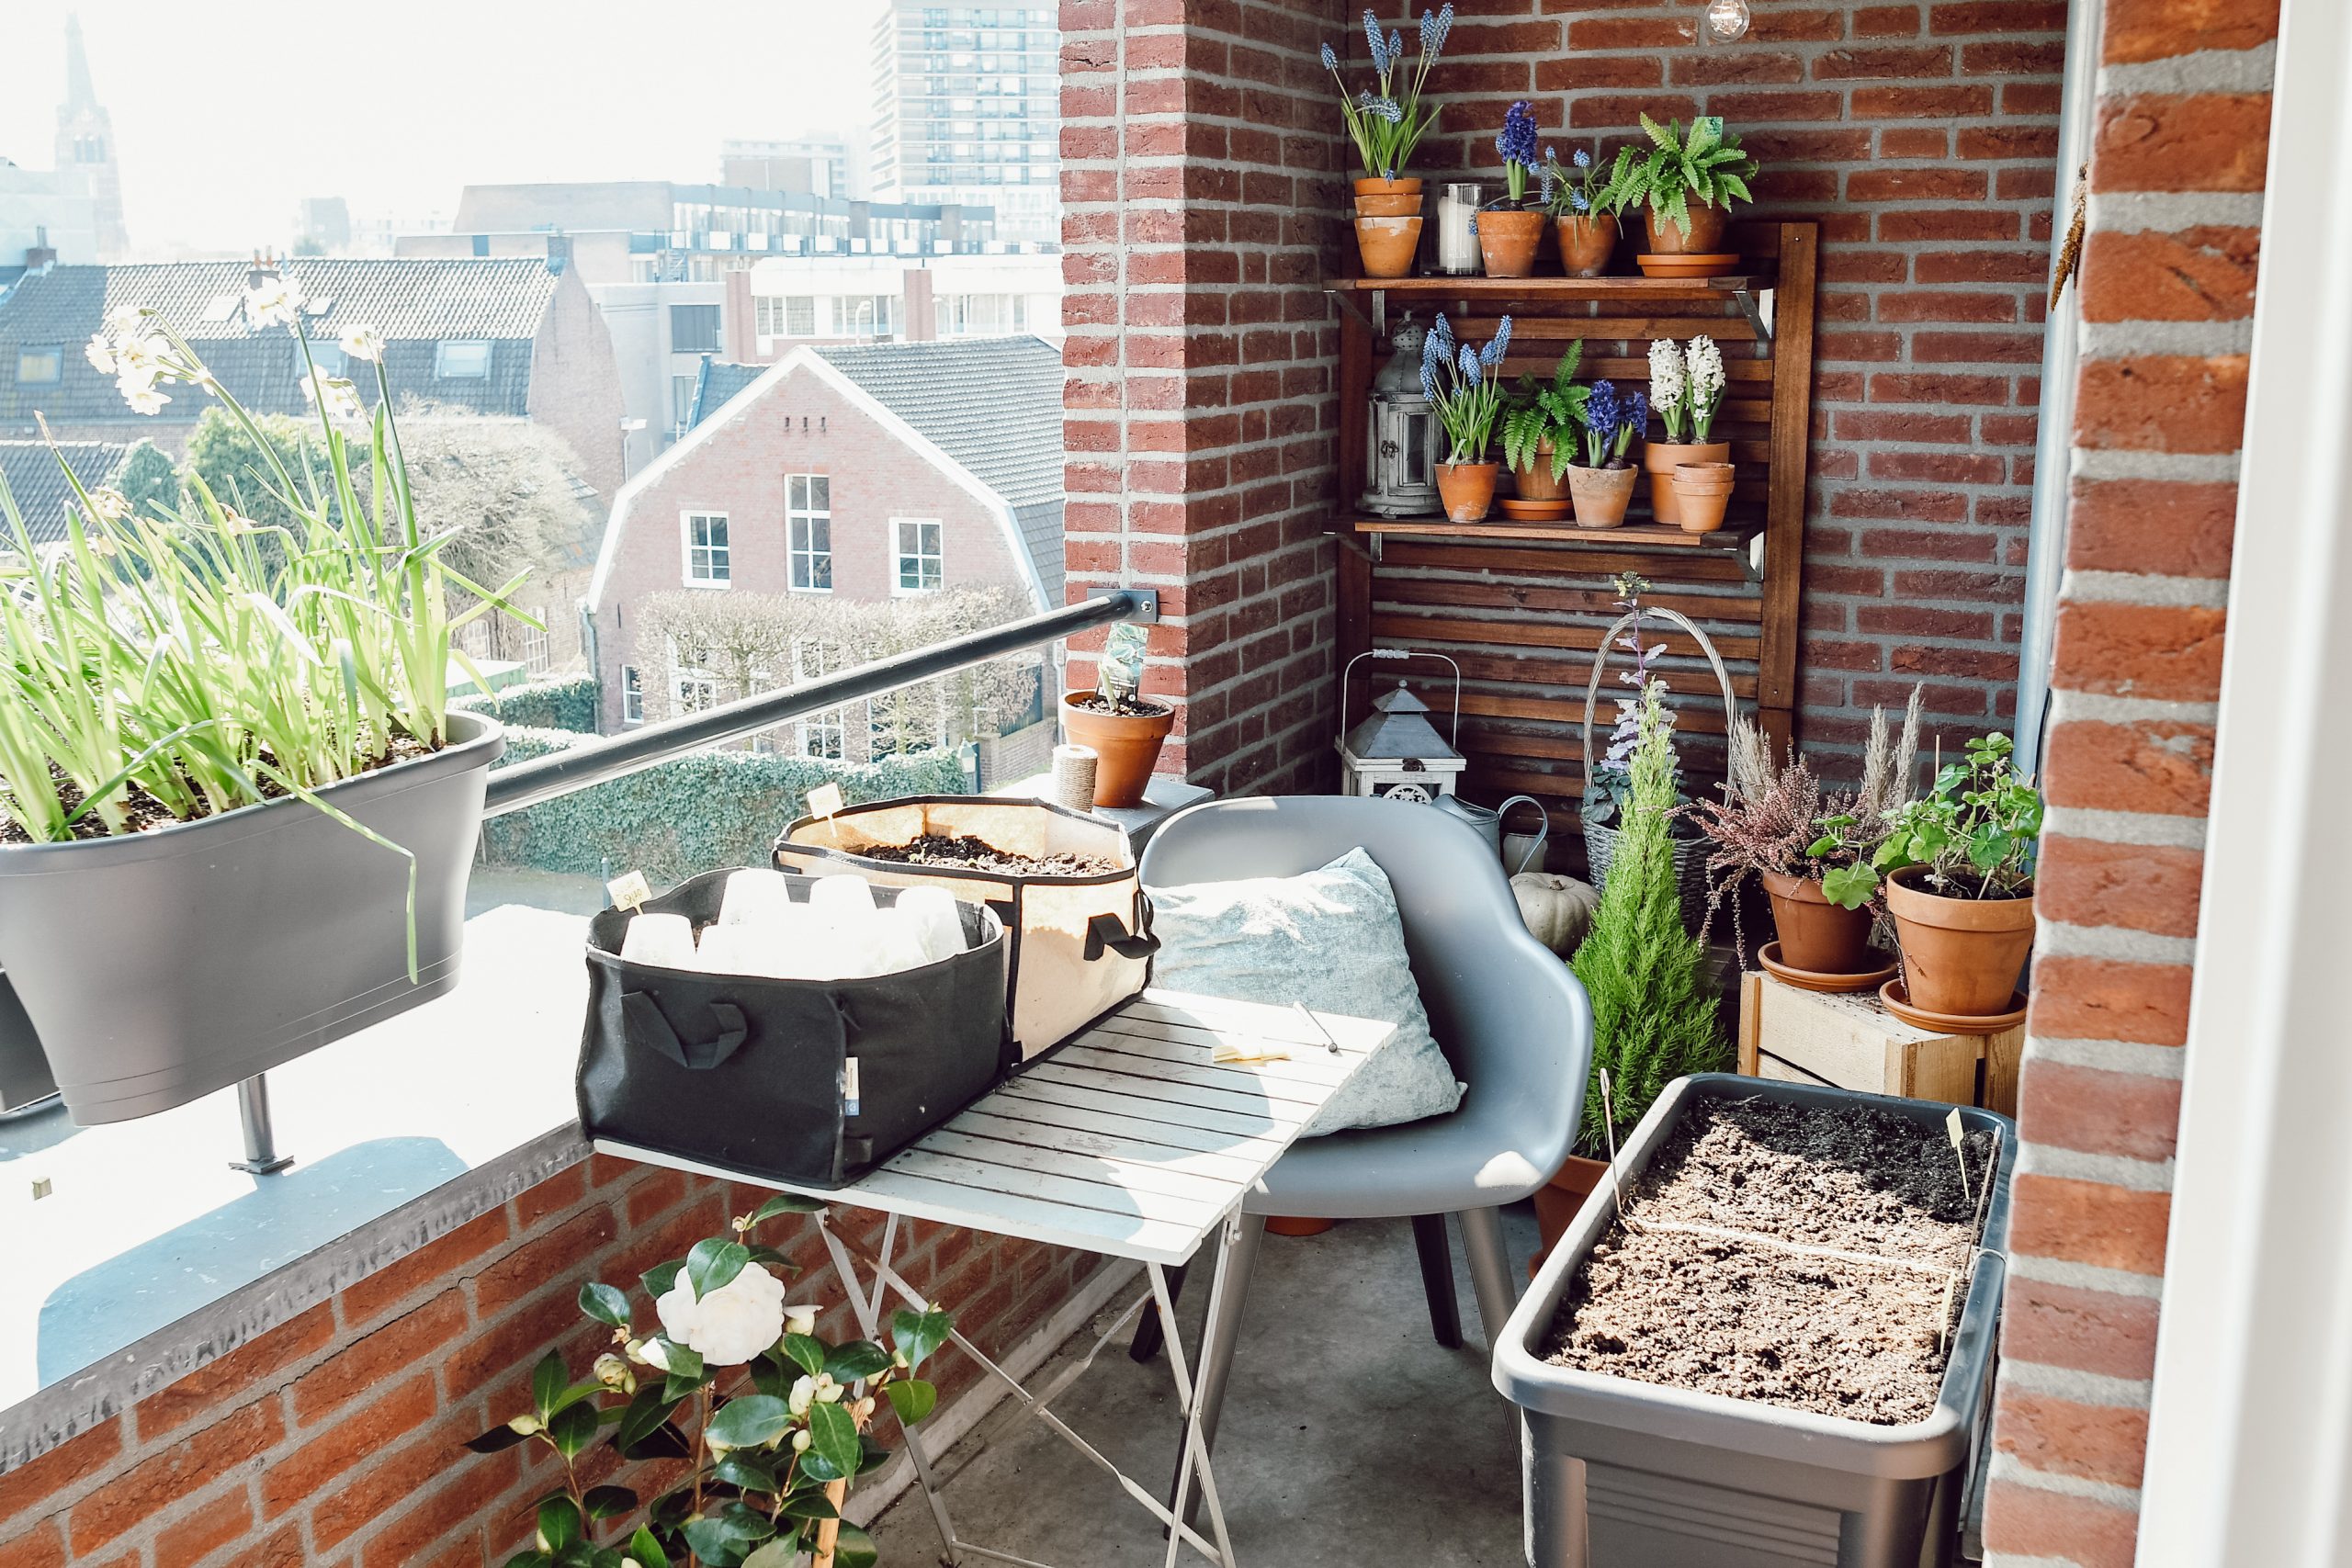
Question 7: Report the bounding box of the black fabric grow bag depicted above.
[579,868,1010,1188]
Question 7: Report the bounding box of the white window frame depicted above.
[620,666,644,725]
[786,475,831,593]
[893,518,944,595]
[669,645,720,716]
[517,620,551,674]
[791,637,846,758]
[681,510,730,588]
[435,339,492,379]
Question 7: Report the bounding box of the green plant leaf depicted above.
[581,1485,638,1520]
[626,1526,671,1568]
[641,1260,684,1300]
[464,1419,536,1453]
[779,1333,826,1376]
[741,1540,803,1568]
[578,1281,631,1328]
[823,1340,892,1383]
[752,1193,824,1223]
[683,1502,775,1562]
[714,1454,780,1495]
[537,1495,583,1551]
[1819,863,1878,909]
[806,1401,862,1483]
[686,1239,752,1300]
[891,1308,952,1370]
[833,1523,880,1568]
[705,1394,794,1450]
[547,1401,600,1458]
[779,1490,840,1520]
[612,1382,685,1458]
[501,1553,553,1568]
[531,1352,568,1417]
[885,1378,938,1426]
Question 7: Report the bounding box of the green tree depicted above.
[115,440,179,522]
[1570,682,1726,1155]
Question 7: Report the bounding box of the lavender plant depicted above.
[1574,379,1646,470]
[1419,311,1513,464]
[1583,573,1685,829]
[1494,100,1546,207]
[1322,6,1453,182]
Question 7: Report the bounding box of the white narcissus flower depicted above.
[300,372,365,422]
[115,335,169,380]
[244,277,305,330]
[120,380,169,416]
[85,333,116,374]
[87,488,132,522]
[785,1304,819,1337]
[105,303,147,337]
[655,1260,786,1367]
[339,324,386,361]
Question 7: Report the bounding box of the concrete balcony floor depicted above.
[870,1208,1539,1566]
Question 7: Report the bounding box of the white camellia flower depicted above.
[788,1374,816,1416]
[244,277,305,330]
[339,324,386,362]
[655,1260,786,1367]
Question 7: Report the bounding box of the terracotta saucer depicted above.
[1635,252,1740,278]
[1878,977,2029,1033]
[1757,940,1898,995]
[1497,496,1573,521]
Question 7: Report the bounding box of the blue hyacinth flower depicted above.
[1570,187,1590,213]
[1481,315,1513,367]
[1321,41,1339,72]
[1363,10,1386,69]
[1389,28,1403,65]
[1419,363,1441,402]
[1574,148,1591,169]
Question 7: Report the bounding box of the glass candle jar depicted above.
[1436,182,1485,276]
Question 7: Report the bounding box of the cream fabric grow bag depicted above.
[775,797,1155,1060]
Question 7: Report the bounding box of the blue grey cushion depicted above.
[1145,847,1465,1136]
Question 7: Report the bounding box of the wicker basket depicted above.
[1579,604,1740,934]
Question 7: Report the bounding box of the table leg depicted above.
[1129,1261,1185,1363]
[818,1219,961,1565]
[1153,1224,1243,1568]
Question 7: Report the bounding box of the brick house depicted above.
[583,333,1064,739]
[0,257,628,500]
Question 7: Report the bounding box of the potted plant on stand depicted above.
[1542,145,1636,278]
[0,281,519,1125]
[1498,342,1584,521]
[1061,621,1172,808]
[1643,335,1733,529]
[1628,112,1758,274]
[1566,378,1645,529]
[1421,312,1512,522]
[1323,6,1453,279]
[1476,100,1549,278]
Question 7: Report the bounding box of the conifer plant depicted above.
[1569,680,1727,1156]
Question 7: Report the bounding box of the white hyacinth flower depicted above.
[654,1260,787,1368]
[1647,338,1685,418]
[1686,334,1724,401]
[244,278,305,330]
[339,324,386,362]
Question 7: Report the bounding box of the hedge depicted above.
[453,672,600,735]
[480,725,968,883]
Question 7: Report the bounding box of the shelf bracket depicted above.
[1733,287,1774,343]
[1326,288,1376,334]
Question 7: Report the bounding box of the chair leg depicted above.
[1169,1212,1266,1530]
[1410,1213,1464,1348]
[1458,1205,1518,1351]
[1129,1261,1184,1362]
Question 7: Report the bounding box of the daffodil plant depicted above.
[468,1195,952,1568]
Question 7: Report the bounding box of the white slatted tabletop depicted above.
[594,988,1391,1266]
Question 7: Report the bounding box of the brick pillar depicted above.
[1059,0,1348,795]
[1980,4,2278,1563]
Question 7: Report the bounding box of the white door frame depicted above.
[2134,0,2352,1560]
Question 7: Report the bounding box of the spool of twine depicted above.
[1053,744,1099,811]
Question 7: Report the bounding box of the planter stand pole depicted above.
[230,1074,293,1175]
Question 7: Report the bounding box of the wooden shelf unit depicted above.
[1329,221,1818,844]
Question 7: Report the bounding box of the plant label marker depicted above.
[1937,1269,1960,1357]
[1598,1068,1634,1228]
[607,870,650,914]
[807,783,845,845]
[1944,1108,1972,1208]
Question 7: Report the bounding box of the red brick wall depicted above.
[1981,1,2276,1562]
[527,269,630,504]
[1393,0,2068,759]
[1058,0,1351,795]
[592,362,1037,731]
[0,1156,1101,1568]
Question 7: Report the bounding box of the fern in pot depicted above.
[0,274,526,1123]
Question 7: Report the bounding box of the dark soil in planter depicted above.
[854,832,1121,877]
[0,734,439,844]
[1543,1096,1997,1426]
[1067,692,1171,718]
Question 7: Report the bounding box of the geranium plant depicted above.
[1573,378,1646,470]
[1321,6,1453,182]
[1419,311,1513,464]
[1499,343,1586,482]
[1847,732,2042,905]
[466,1193,952,1568]
[1629,114,1759,241]
[1648,335,1727,445]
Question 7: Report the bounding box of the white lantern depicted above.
[1358,315,1442,518]
[1337,650,1466,802]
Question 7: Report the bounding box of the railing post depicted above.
[230,1074,293,1175]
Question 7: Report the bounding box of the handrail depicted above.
[481,590,1158,818]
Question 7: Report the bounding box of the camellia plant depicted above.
[467,1194,952,1568]
[1419,311,1514,464]
[1320,5,1453,182]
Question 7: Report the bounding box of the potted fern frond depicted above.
[0,275,522,1124]
[1628,112,1759,267]
[1498,343,1586,514]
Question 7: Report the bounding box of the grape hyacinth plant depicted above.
[1543,144,1642,220]
[1419,311,1513,464]
[1495,100,1547,207]
[1322,5,1453,182]
[1574,379,1647,470]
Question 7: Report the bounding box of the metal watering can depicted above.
[1434,793,1550,876]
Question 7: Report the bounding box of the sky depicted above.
[3,0,888,257]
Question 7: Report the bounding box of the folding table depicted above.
[595,987,1389,1568]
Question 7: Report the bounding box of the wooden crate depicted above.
[1735,971,2020,1116]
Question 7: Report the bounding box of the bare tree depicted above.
[393,414,595,661]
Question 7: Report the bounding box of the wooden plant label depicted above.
[607,870,651,913]
[807,783,845,844]
[1945,1107,1972,1207]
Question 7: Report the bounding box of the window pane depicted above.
[16,347,62,385]
[809,476,830,512]
[670,304,721,353]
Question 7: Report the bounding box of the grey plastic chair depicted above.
[1136,795,1594,1459]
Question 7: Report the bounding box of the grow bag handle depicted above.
[1084,911,1159,963]
[623,993,750,1071]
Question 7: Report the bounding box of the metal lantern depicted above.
[1359,314,1441,518]
[1338,649,1466,802]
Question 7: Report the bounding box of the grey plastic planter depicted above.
[0,711,503,1124]
[1493,1073,2013,1568]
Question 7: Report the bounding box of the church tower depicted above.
[54,14,128,260]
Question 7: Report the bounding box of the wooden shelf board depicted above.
[1347,515,1759,549]
[1333,273,1771,299]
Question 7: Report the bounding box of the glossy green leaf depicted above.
[807,1401,861,1483]
[581,1485,638,1520]
[777,1490,839,1521]
[752,1193,824,1223]
[891,1308,951,1370]
[547,1400,601,1458]
[578,1281,631,1328]
[741,1533,803,1568]
[705,1393,793,1450]
[611,1382,681,1455]
[501,1552,552,1568]
[885,1378,938,1426]
[779,1332,826,1376]
[742,1244,797,1273]
[823,1340,891,1383]
[531,1351,568,1417]
[464,1420,535,1453]
[834,1522,880,1568]
[626,1525,671,1568]
[537,1495,582,1551]
[714,1453,779,1495]
[686,1238,752,1300]
[641,1260,684,1300]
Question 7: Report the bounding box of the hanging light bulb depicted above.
[1706,0,1751,40]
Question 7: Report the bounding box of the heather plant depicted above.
[1419,312,1513,463]
[1499,342,1586,482]
[1494,99,1547,207]
[469,1194,948,1567]
[1322,6,1453,182]
[1571,682,1724,1156]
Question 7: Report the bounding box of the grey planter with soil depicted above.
[0,711,503,1124]
[1493,1073,2013,1568]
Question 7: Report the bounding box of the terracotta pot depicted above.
[1513,442,1569,502]
[1352,215,1423,278]
[1643,199,1732,255]
[1759,870,1877,976]
[1530,1155,1611,1277]
[1642,440,1731,525]
[1059,692,1174,809]
[1672,462,1736,533]
[1885,865,2037,1019]
[1435,461,1500,522]
[1554,213,1619,278]
[1566,464,1638,528]
[1265,1215,1337,1237]
[1356,192,1422,218]
[1476,209,1547,279]
[1355,176,1424,201]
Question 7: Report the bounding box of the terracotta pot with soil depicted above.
[1885,865,2036,1019]
[1566,463,1638,528]
[1554,213,1619,277]
[1476,209,1547,278]
[1671,461,1737,534]
[1529,1154,1610,1278]
[1511,443,1570,503]
[1435,460,1500,522]
[1758,869,1875,975]
[1641,439,1731,525]
[1496,1075,2015,1568]
[1642,200,1731,255]
[1352,217,1423,278]
[1059,691,1174,808]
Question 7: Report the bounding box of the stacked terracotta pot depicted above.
[1354,178,1423,278]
